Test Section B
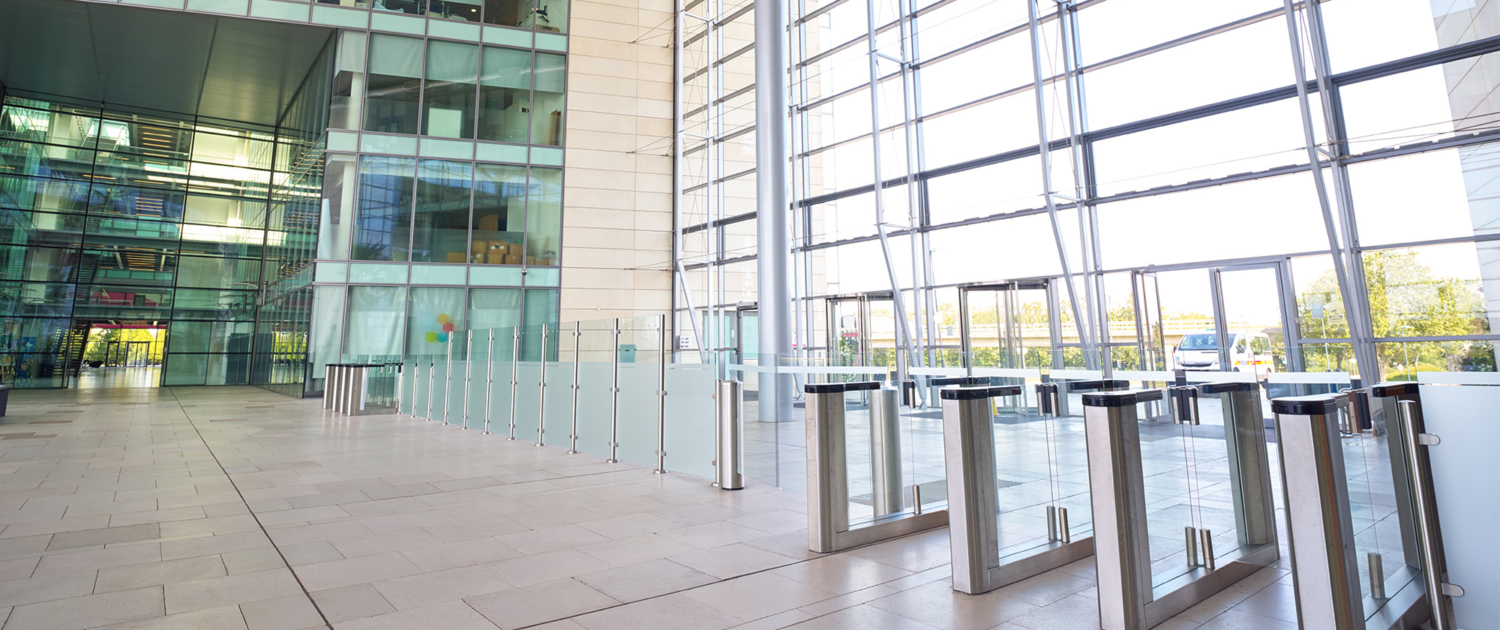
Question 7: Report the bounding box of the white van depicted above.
[1173,331,1275,379]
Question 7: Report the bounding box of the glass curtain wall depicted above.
[673,0,1500,381]
[362,34,568,149]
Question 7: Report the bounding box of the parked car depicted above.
[1173,331,1276,379]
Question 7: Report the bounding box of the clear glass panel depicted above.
[352,156,416,262]
[844,387,876,527]
[1343,419,1385,603]
[1144,411,1197,588]
[411,160,473,264]
[526,167,561,265]
[531,53,566,147]
[472,164,528,265]
[365,34,425,135]
[346,286,407,358]
[1364,243,1495,339]
[407,287,466,355]
[431,0,483,22]
[615,315,662,466]
[996,384,1058,558]
[423,41,480,139]
[317,154,358,260]
[330,32,367,131]
[479,48,532,144]
[575,319,615,457]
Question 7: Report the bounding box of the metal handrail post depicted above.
[537,325,548,446]
[462,330,472,429]
[654,314,667,474]
[484,329,494,434]
[425,358,434,420]
[569,321,581,454]
[443,337,453,425]
[608,318,621,463]
[508,327,519,440]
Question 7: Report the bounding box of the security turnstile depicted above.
[1085,384,1278,630]
[325,363,399,416]
[943,384,1094,594]
[1272,387,1463,630]
[805,381,948,553]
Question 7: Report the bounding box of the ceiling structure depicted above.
[0,0,335,126]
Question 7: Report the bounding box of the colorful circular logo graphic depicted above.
[426,313,456,343]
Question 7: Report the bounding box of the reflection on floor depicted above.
[72,366,162,389]
[0,386,1311,630]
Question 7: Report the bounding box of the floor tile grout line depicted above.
[508,527,951,630]
[167,388,335,630]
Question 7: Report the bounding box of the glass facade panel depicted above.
[526,166,560,265]
[365,34,426,135]
[352,155,416,261]
[411,160,474,264]
[531,53,566,147]
[346,285,408,358]
[479,47,532,143]
[408,286,467,354]
[423,41,480,139]
[472,163,528,265]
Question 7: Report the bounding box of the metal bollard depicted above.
[324,365,340,410]
[716,380,744,490]
[869,386,904,517]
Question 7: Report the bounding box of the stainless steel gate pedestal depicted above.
[805,381,947,553]
[716,380,744,490]
[943,384,1093,595]
[1274,388,1464,630]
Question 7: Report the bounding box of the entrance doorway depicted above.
[70,322,168,389]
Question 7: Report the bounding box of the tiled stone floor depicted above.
[0,386,1302,629]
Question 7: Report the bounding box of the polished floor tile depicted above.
[0,386,1302,629]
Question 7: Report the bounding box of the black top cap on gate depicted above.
[804,381,881,394]
[1068,379,1129,392]
[1198,381,1258,394]
[1081,389,1163,407]
[939,385,1023,400]
[1270,393,1348,415]
[931,376,989,387]
[1370,382,1418,398]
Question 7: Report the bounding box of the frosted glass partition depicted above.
[391,314,719,484]
[445,338,468,425]
[412,356,433,419]
[615,315,664,469]
[488,327,517,436]
[541,323,574,448]
[1415,373,1499,628]
[664,360,715,478]
[399,358,416,415]
[465,330,489,430]
[575,320,615,458]
[513,325,544,444]
[429,354,450,422]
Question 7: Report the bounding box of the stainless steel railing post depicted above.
[607,318,621,463]
[484,329,494,434]
[443,338,453,425]
[569,321,581,454]
[537,325,548,446]
[654,314,667,474]
[1396,398,1457,630]
[508,327,519,439]
[463,331,472,429]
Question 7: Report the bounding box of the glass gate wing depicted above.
[804,380,947,553]
[1083,384,1279,630]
